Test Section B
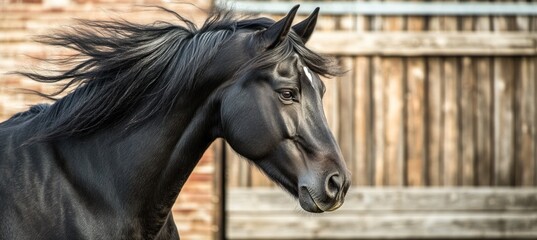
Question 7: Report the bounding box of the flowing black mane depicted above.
[14,7,339,141]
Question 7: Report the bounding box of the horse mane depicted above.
[2,103,49,123]
[14,7,339,141]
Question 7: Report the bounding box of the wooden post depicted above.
[426,14,443,186]
[214,140,226,240]
[383,4,405,186]
[441,7,460,186]
[354,56,371,186]
[474,14,494,186]
[406,6,426,186]
[514,8,536,186]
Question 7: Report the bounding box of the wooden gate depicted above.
[222,1,537,239]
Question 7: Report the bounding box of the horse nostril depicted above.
[325,173,342,198]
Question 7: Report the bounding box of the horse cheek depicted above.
[221,91,278,159]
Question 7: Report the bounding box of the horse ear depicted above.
[292,7,319,44]
[260,4,299,49]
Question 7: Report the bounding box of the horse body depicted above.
[0,6,351,239]
[0,103,202,239]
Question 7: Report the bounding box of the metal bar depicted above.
[217,1,537,16]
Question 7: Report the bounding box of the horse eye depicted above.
[279,90,295,103]
[281,91,293,99]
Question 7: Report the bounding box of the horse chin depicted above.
[298,186,324,213]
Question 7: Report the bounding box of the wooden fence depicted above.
[224,1,537,239]
[225,0,537,188]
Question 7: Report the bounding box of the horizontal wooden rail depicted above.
[227,187,537,239]
[229,188,537,212]
[307,32,537,56]
[220,1,537,16]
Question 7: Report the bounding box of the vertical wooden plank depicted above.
[250,167,272,187]
[383,57,405,186]
[351,0,373,186]
[316,15,337,31]
[371,9,384,186]
[442,10,460,186]
[475,15,493,186]
[322,75,339,140]
[225,144,249,187]
[493,57,515,186]
[382,5,405,186]
[372,56,385,186]
[338,57,355,176]
[460,56,476,186]
[493,13,515,186]
[353,5,371,186]
[225,144,237,187]
[534,14,537,187]
[354,9,368,32]
[405,10,425,186]
[475,57,493,186]
[443,57,460,186]
[239,157,250,187]
[406,57,425,186]
[340,14,355,31]
[426,15,443,186]
[213,140,226,240]
[514,8,535,187]
[515,57,536,186]
[426,57,443,186]
[459,4,476,186]
[354,57,371,186]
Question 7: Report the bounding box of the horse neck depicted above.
[54,88,221,221]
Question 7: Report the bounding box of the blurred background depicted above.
[1,0,536,239]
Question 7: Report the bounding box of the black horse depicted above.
[0,5,350,239]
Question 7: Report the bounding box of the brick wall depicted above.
[0,1,217,239]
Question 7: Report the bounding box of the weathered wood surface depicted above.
[228,188,537,239]
[382,11,405,187]
[230,213,537,239]
[229,188,537,212]
[307,32,537,56]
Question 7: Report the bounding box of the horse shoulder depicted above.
[0,131,84,239]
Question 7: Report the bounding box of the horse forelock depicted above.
[236,31,341,80]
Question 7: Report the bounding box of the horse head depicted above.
[218,5,351,213]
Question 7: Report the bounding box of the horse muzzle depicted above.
[298,171,350,213]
